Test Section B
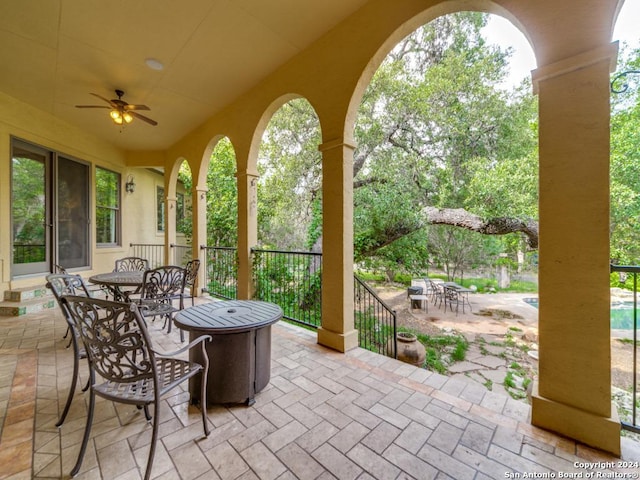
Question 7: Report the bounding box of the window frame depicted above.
[95,166,121,247]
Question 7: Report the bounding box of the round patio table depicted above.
[174,299,283,406]
[88,271,144,302]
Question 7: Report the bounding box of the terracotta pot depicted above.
[391,332,426,367]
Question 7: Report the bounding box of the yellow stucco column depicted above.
[531,44,620,456]
[317,138,359,352]
[236,171,258,300]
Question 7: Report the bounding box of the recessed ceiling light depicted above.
[145,58,164,71]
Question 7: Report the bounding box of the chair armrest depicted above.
[152,334,212,358]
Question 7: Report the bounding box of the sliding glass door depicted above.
[11,139,90,277]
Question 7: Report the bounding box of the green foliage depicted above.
[206,138,238,247]
[399,328,470,373]
[176,162,193,239]
[611,47,640,264]
[252,250,322,327]
[258,99,322,250]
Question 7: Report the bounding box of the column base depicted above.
[317,327,359,353]
[530,382,621,456]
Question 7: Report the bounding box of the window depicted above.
[157,187,186,234]
[157,186,165,232]
[96,167,120,245]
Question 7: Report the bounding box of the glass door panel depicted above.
[11,143,49,276]
[11,139,91,277]
[57,157,90,269]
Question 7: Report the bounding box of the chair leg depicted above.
[200,364,210,436]
[70,387,95,477]
[142,401,161,480]
[56,345,80,427]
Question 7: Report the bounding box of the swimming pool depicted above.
[523,297,639,330]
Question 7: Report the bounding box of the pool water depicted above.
[610,303,640,330]
[523,298,639,330]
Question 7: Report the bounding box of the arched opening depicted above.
[199,136,239,299]
[350,7,539,371]
[255,97,323,327]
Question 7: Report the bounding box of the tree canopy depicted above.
[199,13,640,277]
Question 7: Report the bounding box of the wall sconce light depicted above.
[125,175,136,193]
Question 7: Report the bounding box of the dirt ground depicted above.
[374,283,635,392]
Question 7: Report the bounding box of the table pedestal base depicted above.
[188,326,272,406]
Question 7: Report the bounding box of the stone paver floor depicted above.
[1,300,639,479]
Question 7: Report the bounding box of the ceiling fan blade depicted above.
[130,110,158,126]
[75,105,110,109]
[124,104,150,111]
[89,92,116,107]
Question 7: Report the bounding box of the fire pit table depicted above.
[174,299,282,406]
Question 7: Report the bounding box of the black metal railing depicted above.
[129,243,164,268]
[171,244,193,266]
[610,264,640,434]
[252,248,322,328]
[201,246,238,299]
[354,275,397,357]
[13,243,46,263]
[128,242,397,358]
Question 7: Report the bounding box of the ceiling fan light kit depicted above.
[75,89,157,128]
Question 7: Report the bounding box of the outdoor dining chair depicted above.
[137,265,187,341]
[113,256,149,299]
[114,256,149,272]
[45,273,92,427]
[428,279,445,308]
[60,295,211,480]
[179,259,200,309]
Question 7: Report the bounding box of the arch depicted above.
[254,96,323,251]
[344,1,538,140]
[198,134,234,192]
[247,93,305,175]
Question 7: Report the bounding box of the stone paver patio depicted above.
[1,299,639,479]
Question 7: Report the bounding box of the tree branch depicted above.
[356,206,539,259]
[423,206,539,248]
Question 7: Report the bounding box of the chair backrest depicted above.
[61,295,157,387]
[46,274,92,332]
[46,274,91,308]
[429,279,444,295]
[54,264,68,274]
[114,257,149,272]
[141,265,186,302]
[184,259,200,291]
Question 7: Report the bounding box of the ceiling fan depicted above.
[75,89,158,126]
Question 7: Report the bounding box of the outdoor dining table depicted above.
[442,282,473,314]
[88,270,144,302]
[174,299,283,406]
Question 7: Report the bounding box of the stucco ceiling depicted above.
[0,0,370,151]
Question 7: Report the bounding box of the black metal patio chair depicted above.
[113,256,149,299]
[138,265,187,341]
[114,256,149,272]
[179,259,200,309]
[45,273,92,427]
[60,295,211,480]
